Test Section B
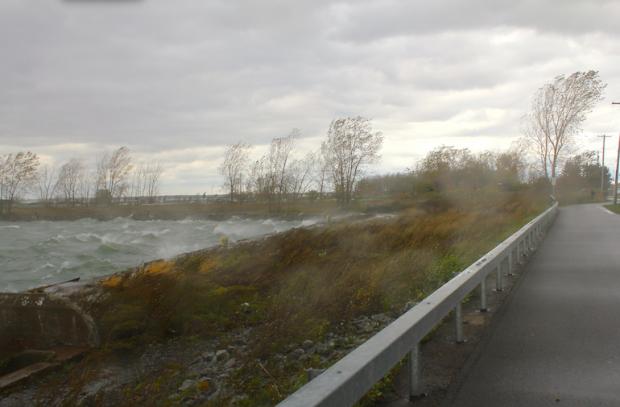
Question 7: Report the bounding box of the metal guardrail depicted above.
[278,203,559,407]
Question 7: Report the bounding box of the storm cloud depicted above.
[1,0,619,193]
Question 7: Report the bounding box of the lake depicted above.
[0,216,321,292]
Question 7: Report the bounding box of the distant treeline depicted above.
[0,147,163,215]
[0,104,612,217]
[356,146,610,206]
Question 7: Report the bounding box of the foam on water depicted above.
[0,216,323,292]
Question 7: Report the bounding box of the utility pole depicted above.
[614,134,620,205]
[613,103,620,205]
[598,135,611,197]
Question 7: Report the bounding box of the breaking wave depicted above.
[0,216,324,292]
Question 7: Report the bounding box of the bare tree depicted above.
[219,142,250,202]
[522,120,550,180]
[79,169,94,206]
[95,146,133,200]
[57,159,85,206]
[0,151,40,215]
[37,165,58,205]
[245,156,269,199]
[322,116,383,205]
[523,71,606,187]
[266,130,297,205]
[314,146,331,198]
[246,131,297,208]
[131,161,164,203]
[288,152,315,200]
[129,164,144,203]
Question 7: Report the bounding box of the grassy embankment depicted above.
[51,187,545,405]
[603,204,620,214]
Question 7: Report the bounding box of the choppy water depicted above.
[0,216,321,293]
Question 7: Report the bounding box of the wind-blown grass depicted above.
[75,188,546,405]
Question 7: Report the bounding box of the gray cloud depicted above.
[334,0,620,41]
[0,0,619,193]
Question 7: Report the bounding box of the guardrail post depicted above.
[525,234,530,252]
[507,252,513,275]
[526,235,531,253]
[455,302,464,343]
[480,278,488,312]
[495,264,503,291]
[408,342,423,399]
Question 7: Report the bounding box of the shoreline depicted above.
[0,211,381,295]
[0,196,409,223]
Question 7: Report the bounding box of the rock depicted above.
[224,358,236,369]
[231,394,249,405]
[197,378,212,393]
[202,351,215,362]
[289,348,305,359]
[240,302,251,314]
[179,379,197,392]
[357,320,376,333]
[306,368,325,381]
[215,350,230,363]
[232,336,246,346]
[371,313,391,324]
[302,339,314,349]
[315,343,330,356]
[401,301,418,314]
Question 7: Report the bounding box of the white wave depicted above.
[140,228,170,238]
[100,233,125,245]
[0,225,20,229]
[177,218,196,224]
[57,261,73,272]
[34,262,56,273]
[300,218,319,227]
[75,232,103,243]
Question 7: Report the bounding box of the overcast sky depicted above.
[2,0,620,194]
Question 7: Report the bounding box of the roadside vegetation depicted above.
[555,150,612,205]
[603,204,620,214]
[21,145,552,406]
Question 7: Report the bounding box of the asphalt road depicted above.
[448,204,620,407]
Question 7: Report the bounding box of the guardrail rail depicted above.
[278,203,559,407]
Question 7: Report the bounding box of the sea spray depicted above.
[0,216,324,293]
